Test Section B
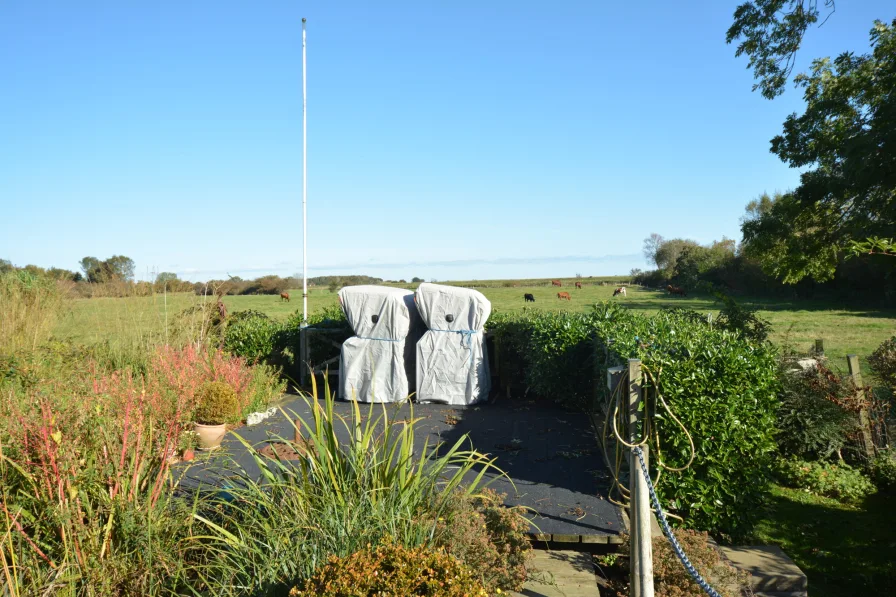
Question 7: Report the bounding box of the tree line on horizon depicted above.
[0,257,431,298]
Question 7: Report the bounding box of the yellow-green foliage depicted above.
[0,270,66,355]
[289,540,488,597]
[194,381,240,425]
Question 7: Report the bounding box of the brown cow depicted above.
[575,281,582,289]
[280,292,290,302]
[666,285,687,296]
[613,287,626,297]
[557,291,571,301]
[551,280,562,287]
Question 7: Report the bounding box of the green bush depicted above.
[289,540,487,597]
[436,489,532,593]
[713,291,772,344]
[869,336,896,394]
[194,381,240,425]
[776,363,860,460]
[489,303,780,538]
[867,451,896,494]
[223,310,280,363]
[776,458,877,503]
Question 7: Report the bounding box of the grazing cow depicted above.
[551,280,562,287]
[613,287,626,297]
[524,293,535,302]
[575,281,583,289]
[557,291,571,301]
[280,292,290,302]
[666,285,687,296]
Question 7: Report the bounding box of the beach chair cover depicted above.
[414,283,491,405]
[338,286,421,403]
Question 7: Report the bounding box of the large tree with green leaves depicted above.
[727,0,838,99]
[80,255,135,283]
[738,19,896,282]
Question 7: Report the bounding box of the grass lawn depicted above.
[55,281,896,371]
[752,484,896,597]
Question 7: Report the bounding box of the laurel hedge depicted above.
[488,303,780,538]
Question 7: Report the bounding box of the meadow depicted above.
[55,279,896,371]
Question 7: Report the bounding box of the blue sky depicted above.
[1,1,892,282]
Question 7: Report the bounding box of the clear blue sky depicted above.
[1,1,892,282]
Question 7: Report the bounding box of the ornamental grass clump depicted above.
[191,377,505,594]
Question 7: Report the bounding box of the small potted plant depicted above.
[194,381,240,451]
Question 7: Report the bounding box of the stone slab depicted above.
[720,545,807,593]
[511,550,601,597]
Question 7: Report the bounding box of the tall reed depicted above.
[0,271,67,355]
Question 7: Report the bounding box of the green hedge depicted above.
[488,303,780,538]
[223,306,352,381]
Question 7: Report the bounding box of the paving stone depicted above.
[511,550,600,597]
[720,545,807,593]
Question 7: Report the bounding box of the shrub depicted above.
[866,451,896,494]
[713,291,771,344]
[170,300,227,347]
[194,380,240,424]
[435,489,531,592]
[776,458,877,502]
[869,336,896,393]
[0,362,199,595]
[776,363,859,460]
[289,540,487,597]
[242,274,290,295]
[599,531,749,597]
[489,303,780,538]
[632,268,667,288]
[222,310,280,363]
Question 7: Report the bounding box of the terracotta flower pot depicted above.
[194,423,227,451]
[182,448,195,462]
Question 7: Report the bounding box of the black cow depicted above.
[524,293,535,302]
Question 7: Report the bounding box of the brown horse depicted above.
[217,301,227,320]
[280,292,290,302]
[666,285,687,296]
[551,280,562,287]
[557,291,571,301]
[575,281,582,289]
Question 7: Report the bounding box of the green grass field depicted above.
[55,280,896,370]
[752,485,896,597]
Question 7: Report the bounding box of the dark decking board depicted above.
[181,396,625,543]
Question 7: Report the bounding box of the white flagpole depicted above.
[302,17,308,324]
